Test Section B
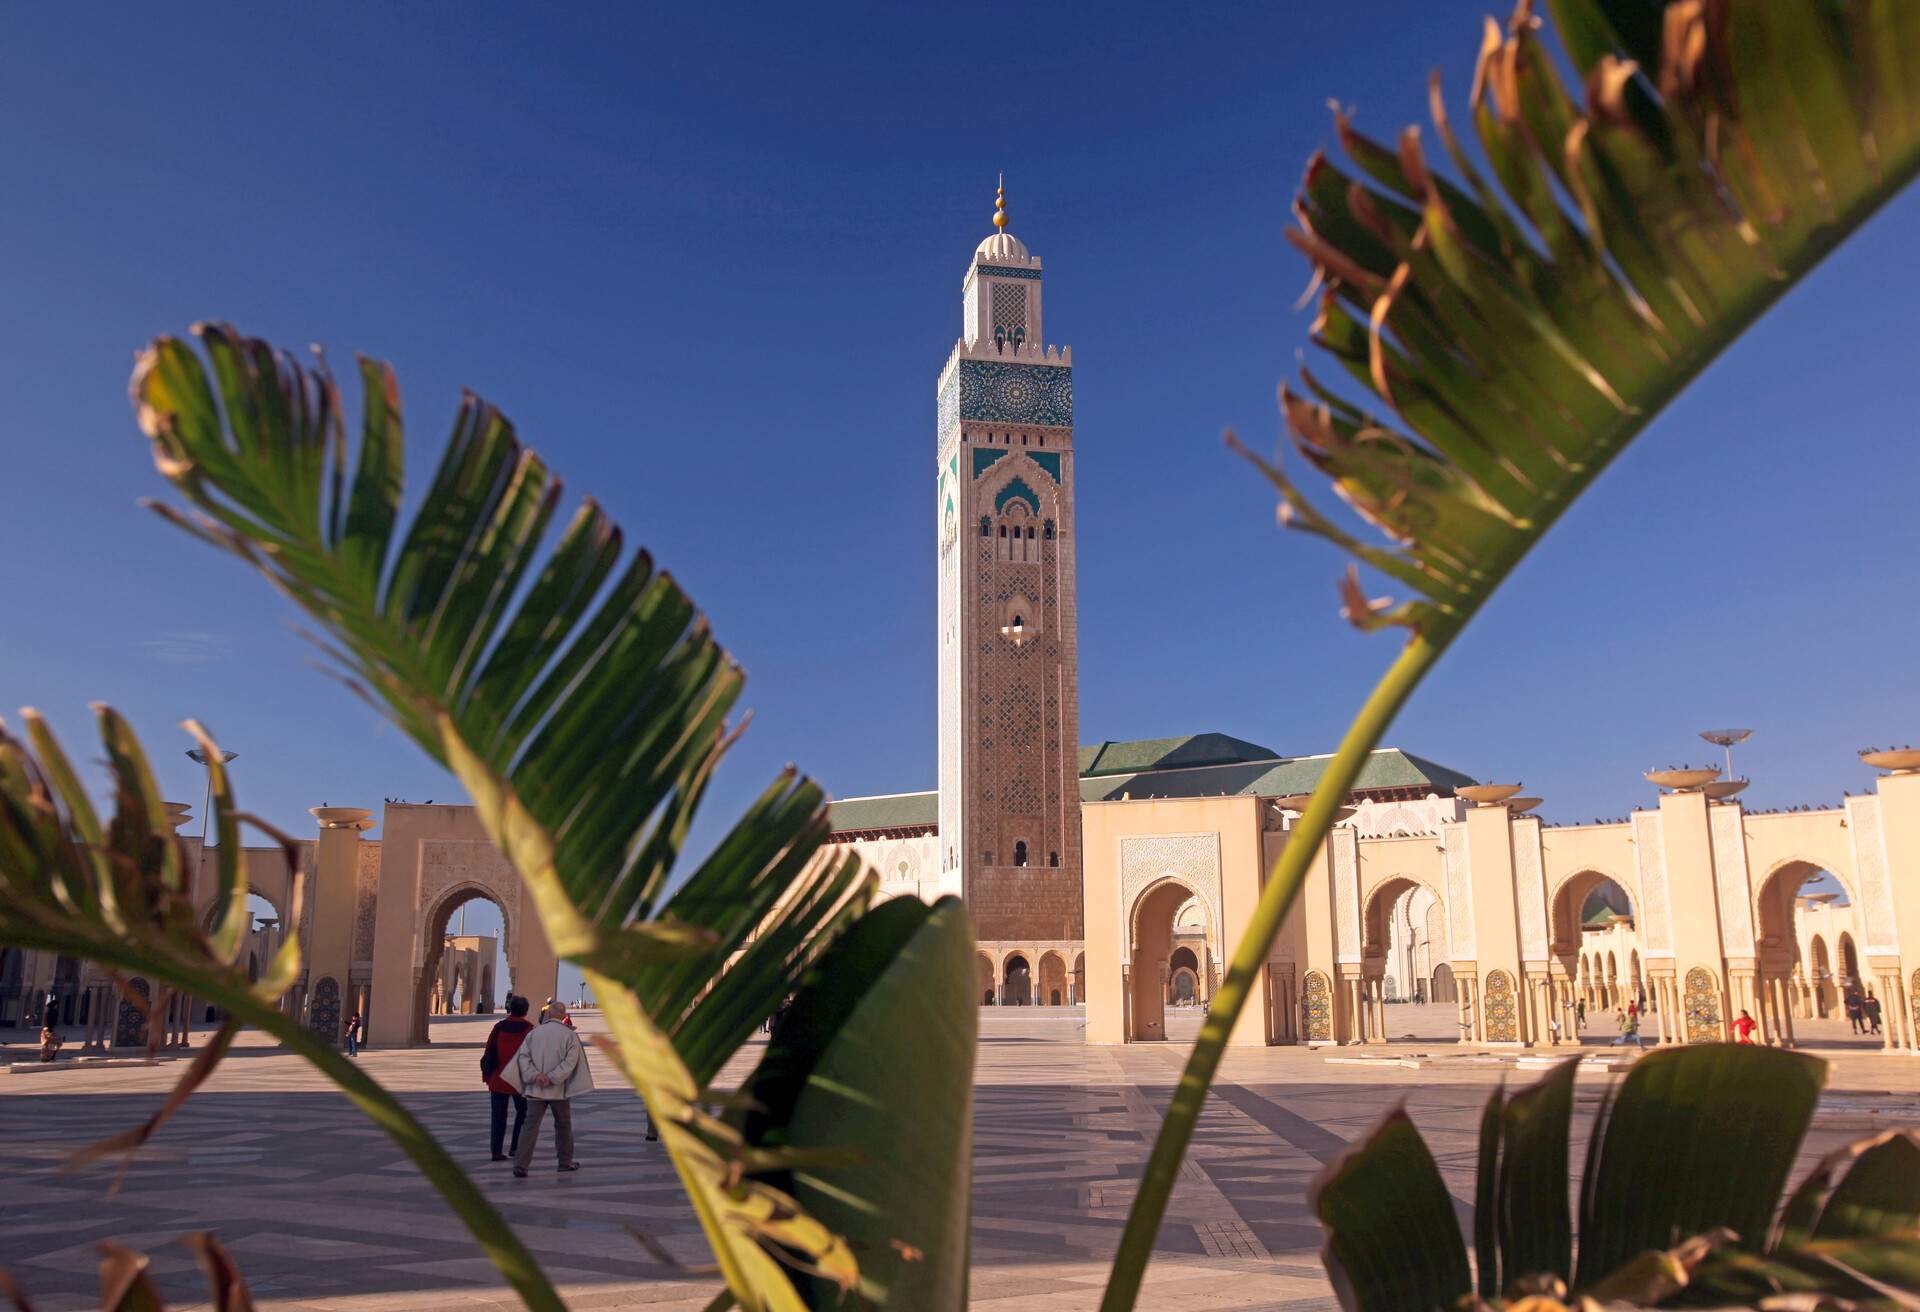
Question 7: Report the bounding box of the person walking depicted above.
[38,1015,63,1063]
[1845,989,1865,1034]
[344,1009,362,1058]
[1731,1009,1758,1044]
[482,995,535,1162]
[506,999,593,1177]
[1610,1009,1645,1049]
[1864,992,1884,1036]
[1575,999,1586,1030]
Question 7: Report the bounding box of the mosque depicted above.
[4,192,1918,1056]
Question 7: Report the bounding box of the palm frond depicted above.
[1250,0,1920,637]
[132,331,967,1309]
[0,710,566,1311]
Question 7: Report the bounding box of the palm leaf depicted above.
[0,711,564,1311]
[1102,4,1920,1305]
[132,329,962,1309]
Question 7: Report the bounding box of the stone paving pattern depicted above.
[3,1006,1918,1311]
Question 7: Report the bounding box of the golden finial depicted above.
[993,173,1008,230]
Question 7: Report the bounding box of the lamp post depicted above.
[184,748,239,847]
[1699,729,1752,782]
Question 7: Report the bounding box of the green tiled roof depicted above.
[829,740,1476,833]
[1079,733,1279,777]
[827,791,938,834]
[1079,747,1477,804]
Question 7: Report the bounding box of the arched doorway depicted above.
[411,889,511,1045]
[1168,946,1200,1004]
[1430,962,1458,1004]
[1001,954,1032,1007]
[1038,952,1067,1007]
[1071,952,1085,1006]
[200,891,287,1026]
[1360,875,1443,1037]
[1551,871,1636,1035]
[1809,936,1835,1016]
[1128,878,1208,1041]
[977,952,996,1006]
[1754,861,1858,1046]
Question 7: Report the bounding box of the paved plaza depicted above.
[3,1007,1918,1311]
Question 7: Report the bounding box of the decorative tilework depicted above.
[1443,825,1475,959]
[978,264,1042,280]
[114,976,150,1048]
[996,478,1040,515]
[1302,971,1332,1041]
[937,368,960,437]
[1632,811,1674,956]
[1684,966,1721,1042]
[959,360,1073,427]
[1482,969,1518,1041]
[1709,804,1755,956]
[1030,450,1062,482]
[973,447,1009,478]
[309,976,341,1043]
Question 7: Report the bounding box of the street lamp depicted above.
[1699,729,1752,781]
[185,748,239,847]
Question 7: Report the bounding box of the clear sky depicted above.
[4,4,1914,999]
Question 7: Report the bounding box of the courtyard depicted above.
[3,1007,1916,1311]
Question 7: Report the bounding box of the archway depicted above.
[1038,952,1067,1007]
[1809,936,1835,1016]
[1605,953,1619,1009]
[1128,878,1208,1041]
[1168,946,1200,1005]
[1001,953,1032,1007]
[977,952,996,1006]
[1360,875,1445,1041]
[1551,870,1635,1026]
[411,888,512,1045]
[1430,962,1458,1004]
[1754,861,1858,1045]
[1071,952,1085,1006]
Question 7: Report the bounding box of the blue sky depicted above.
[3,5,1913,998]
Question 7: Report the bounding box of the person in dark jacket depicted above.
[482,995,535,1161]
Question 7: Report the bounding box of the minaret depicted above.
[935,181,1083,952]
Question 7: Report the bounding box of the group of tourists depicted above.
[480,994,597,1177]
[1845,987,1885,1035]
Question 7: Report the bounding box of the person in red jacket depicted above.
[482,995,535,1161]
[1731,1009,1758,1044]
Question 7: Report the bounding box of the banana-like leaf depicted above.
[1311,1105,1471,1310]
[132,328,956,1309]
[740,897,977,1308]
[1776,1130,1920,1247]
[1103,6,1920,1306]
[1575,1044,1825,1286]
[1494,1057,1580,1289]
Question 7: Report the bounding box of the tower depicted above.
[936,181,1084,951]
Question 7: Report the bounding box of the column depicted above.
[1881,971,1902,1051]
[1778,976,1797,1047]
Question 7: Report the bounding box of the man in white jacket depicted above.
[503,1000,594,1177]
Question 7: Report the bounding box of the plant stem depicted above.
[1097,630,1449,1312]
[7,928,567,1312]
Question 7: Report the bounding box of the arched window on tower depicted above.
[1025,525,1035,539]
[998,524,1007,538]
[1013,841,1029,868]
[1043,520,1055,540]
[979,516,991,537]
[1049,851,1059,867]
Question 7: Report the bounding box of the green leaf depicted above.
[1575,1044,1826,1285]
[739,897,976,1308]
[1311,1105,1471,1311]
[1495,1056,1579,1288]
[132,326,946,1310]
[1778,1130,1920,1246]
[0,712,565,1312]
[1475,1081,1503,1297]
